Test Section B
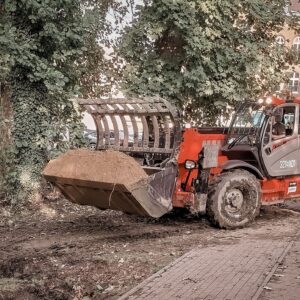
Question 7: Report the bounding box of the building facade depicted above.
[276,0,300,96]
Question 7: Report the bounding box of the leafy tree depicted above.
[78,0,126,97]
[0,0,90,203]
[120,0,290,125]
[0,0,132,204]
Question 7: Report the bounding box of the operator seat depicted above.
[272,114,286,140]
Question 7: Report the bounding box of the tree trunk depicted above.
[0,82,11,146]
[0,82,11,199]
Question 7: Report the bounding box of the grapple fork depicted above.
[43,97,181,217]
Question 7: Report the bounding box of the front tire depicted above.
[207,170,261,229]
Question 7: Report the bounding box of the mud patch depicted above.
[0,257,26,278]
[259,206,298,220]
[0,278,24,292]
[280,199,300,212]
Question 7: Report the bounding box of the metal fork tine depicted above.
[141,116,149,148]
[120,115,129,148]
[93,115,104,147]
[164,117,171,149]
[102,115,110,145]
[152,116,160,148]
[130,115,139,147]
[111,115,119,147]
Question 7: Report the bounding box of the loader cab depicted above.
[261,103,300,177]
[223,100,300,178]
[222,102,267,173]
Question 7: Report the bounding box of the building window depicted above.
[290,0,300,13]
[275,36,285,46]
[289,72,300,93]
[292,37,300,51]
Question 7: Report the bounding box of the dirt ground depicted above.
[0,198,300,300]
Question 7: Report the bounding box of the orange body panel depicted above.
[261,177,300,204]
[172,128,300,209]
[173,128,227,208]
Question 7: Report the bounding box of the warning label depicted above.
[288,182,297,194]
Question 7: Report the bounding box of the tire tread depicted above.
[207,170,261,229]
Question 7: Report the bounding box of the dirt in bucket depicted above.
[43,149,148,186]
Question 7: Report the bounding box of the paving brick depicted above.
[119,239,291,300]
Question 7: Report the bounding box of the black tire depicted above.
[207,170,261,229]
[89,143,96,151]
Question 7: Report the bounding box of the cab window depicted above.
[272,106,295,140]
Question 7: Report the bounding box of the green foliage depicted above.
[1,0,86,93]
[78,27,123,98]
[0,0,132,204]
[78,0,129,97]
[120,0,291,125]
[0,0,89,203]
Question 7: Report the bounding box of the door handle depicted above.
[265,147,271,155]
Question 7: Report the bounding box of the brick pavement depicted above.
[258,241,300,300]
[119,239,292,300]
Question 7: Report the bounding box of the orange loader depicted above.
[43,96,300,229]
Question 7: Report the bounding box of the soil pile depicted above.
[43,149,148,186]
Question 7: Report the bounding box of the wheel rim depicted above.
[224,188,244,217]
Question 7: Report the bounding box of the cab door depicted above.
[261,103,300,177]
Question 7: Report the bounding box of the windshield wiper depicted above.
[227,134,248,149]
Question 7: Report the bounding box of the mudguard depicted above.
[221,160,264,180]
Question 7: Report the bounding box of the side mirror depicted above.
[185,160,197,170]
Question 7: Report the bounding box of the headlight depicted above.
[266,97,273,105]
[258,98,264,104]
[185,160,197,170]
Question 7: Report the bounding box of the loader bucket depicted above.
[43,97,181,218]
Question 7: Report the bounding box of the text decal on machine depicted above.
[280,160,296,169]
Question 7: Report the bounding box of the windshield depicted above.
[226,102,267,147]
[230,103,266,135]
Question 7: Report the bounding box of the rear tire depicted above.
[207,170,261,229]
